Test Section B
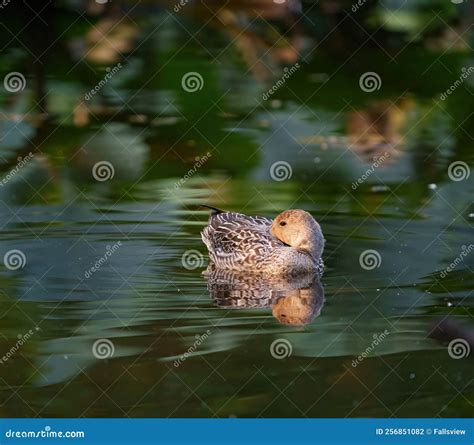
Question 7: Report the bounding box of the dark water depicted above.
[0,1,473,418]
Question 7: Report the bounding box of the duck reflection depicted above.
[346,98,415,162]
[205,269,324,326]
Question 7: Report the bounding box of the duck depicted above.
[205,268,325,326]
[201,206,324,276]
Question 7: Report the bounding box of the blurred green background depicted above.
[0,0,473,418]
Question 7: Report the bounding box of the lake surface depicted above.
[0,1,473,418]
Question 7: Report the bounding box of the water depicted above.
[0,1,473,418]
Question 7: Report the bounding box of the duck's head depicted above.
[271,209,324,260]
[272,292,318,326]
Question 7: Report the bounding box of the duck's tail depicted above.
[199,205,225,216]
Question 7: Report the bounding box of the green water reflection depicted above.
[0,0,473,418]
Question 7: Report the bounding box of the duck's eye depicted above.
[280,221,287,226]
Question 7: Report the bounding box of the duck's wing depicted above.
[206,211,272,228]
[201,212,281,268]
[210,282,276,308]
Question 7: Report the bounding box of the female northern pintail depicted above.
[201,206,324,276]
[206,269,325,326]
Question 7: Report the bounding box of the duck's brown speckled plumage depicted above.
[205,269,325,326]
[201,208,324,276]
